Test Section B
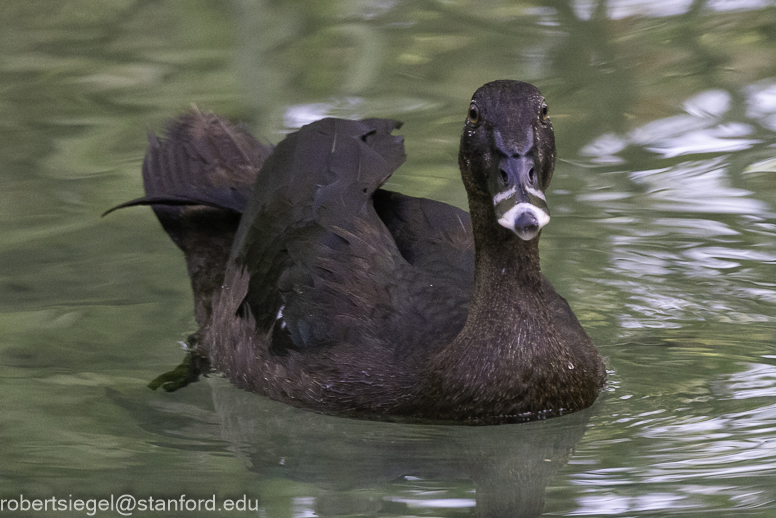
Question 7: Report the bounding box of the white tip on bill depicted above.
[497,203,550,240]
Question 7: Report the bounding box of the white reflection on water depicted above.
[572,0,771,21]
[716,363,776,400]
[581,77,776,169]
[646,123,759,159]
[283,97,437,128]
[579,133,627,164]
[292,497,316,518]
[571,493,690,515]
[573,0,693,20]
[585,89,761,160]
[284,102,337,128]
[683,247,776,270]
[651,218,739,237]
[683,89,730,119]
[614,283,704,329]
[628,157,769,215]
[707,0,774,12]
[746,79,776,131]
[384,497,477,509]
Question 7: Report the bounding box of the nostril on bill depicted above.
[515,210,538,233]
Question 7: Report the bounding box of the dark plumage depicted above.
[110,81,606,423]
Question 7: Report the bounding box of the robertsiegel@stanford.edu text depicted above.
[1,494,259,515]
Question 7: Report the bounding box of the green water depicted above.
[2,1,776,516]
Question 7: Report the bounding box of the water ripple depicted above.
[628,158,770,215]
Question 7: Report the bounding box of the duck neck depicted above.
[466,193,544,324]
[418,192,559,420]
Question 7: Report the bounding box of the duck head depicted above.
[459,80,556,241]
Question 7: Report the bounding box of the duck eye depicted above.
[541,104,549,121]
[467,103,480,125]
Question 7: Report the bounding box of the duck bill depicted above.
[492,157,550,241]
[497,198,550,240]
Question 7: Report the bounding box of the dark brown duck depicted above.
[110,80,606,423]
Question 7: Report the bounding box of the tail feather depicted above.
[107,109,272,328]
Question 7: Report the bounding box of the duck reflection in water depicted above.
[112,377,595,517]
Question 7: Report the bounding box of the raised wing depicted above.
[229,118,408,345]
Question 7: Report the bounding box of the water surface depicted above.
[2,1,776,516]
